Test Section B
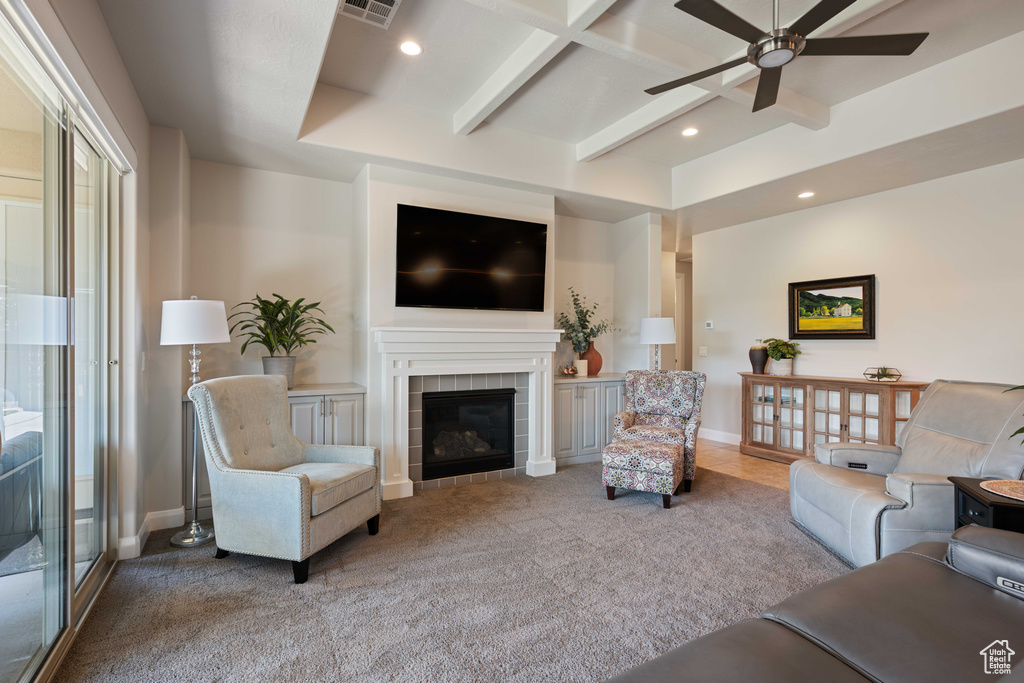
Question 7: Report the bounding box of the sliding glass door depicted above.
[0,18,66,682]
[0,10,117,683]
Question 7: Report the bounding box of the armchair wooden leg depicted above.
[683,479,692,493]
[292,559,310,584]
[367,514,380,536]
[605,486,615,501]
[662,494,671,509]
[214,547,230,559]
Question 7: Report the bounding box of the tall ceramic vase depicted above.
[749,344,769,374]
[579,341,603,376]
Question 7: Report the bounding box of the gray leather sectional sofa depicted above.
[608,525,1024,682]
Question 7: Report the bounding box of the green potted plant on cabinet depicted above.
[229,293,335,388]
[556,286,613,377]
[763,338,801,376]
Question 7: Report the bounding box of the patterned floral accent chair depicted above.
[603,370,707,507]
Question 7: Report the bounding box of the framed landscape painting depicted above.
[789,275,876,339]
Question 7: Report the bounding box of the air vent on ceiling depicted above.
[339,0,401,29]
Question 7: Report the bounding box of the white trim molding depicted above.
[700,428,741,447]
[117,506,184,560]
[372,327,562,499]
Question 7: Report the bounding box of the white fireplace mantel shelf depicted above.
[370,326,563,499]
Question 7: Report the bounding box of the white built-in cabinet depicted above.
[289,392,364,446]
[553,375,626,464]
[183,382,366,518]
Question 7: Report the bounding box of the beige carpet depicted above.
[55,463,848,682]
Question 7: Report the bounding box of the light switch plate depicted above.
[699,346,708,357]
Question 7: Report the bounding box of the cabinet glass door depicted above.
[813,388,843,444]
[893,389,916,441]
[749,382,775,447]
[778,385,805,453]
[846,390,881,444]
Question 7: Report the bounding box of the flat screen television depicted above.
[395,204,547,311]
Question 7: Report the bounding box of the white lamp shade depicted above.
[160,299,230,346]
[639,317,675,345]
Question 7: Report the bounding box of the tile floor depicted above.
[697,438,792,491]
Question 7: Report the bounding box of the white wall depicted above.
[554,216,617,372]
[676,260,693,370]
[693,158,1024,442]
[612,213,662,373]
[189,160,355,386]
[362,166,556,331]
[146,126,189,515]
[660,251,676,370]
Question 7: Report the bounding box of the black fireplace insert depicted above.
[422,388,515,480]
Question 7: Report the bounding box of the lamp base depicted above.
[169,521,215,548]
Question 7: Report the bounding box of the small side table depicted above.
[948,476,1024,533]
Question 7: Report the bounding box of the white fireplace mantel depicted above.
[370,327,563,499]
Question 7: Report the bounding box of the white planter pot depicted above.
[575,359,589,377]
[262,355,297,388]
[768,358,793,376]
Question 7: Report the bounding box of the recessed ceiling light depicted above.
[798,191,815,199]
[400,41,422,56]
[681,128,698,137]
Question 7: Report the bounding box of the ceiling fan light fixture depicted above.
[749,31,805,69]
[757,48,794,68]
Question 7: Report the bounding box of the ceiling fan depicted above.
[645,0,929,112]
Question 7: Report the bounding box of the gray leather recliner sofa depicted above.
[608,525,1024,682]
[790,379,1024,567]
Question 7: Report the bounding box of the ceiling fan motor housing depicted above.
[748,29,806,68]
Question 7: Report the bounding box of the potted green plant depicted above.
[763,338,801,376]
[229,293,335,388]
[556,287,613,377]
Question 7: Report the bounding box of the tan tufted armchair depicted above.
[188,375,381,583]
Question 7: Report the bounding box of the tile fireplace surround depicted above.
[371,327,563,499]
[409,372,531,490]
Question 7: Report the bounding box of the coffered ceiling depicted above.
[97,0,1024,229]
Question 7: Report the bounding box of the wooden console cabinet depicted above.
[739,373,930,464]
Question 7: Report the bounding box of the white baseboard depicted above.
[526,460,556,476]
[118,507,185,560]
[383,479,414,500]
[700,429,741,446]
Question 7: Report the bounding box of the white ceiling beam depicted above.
[576,13,719,77]
[453,30,569,135]
[574,0,909,160]
[719,71,830,130]
[452,0,619,135]
[576,86,717,161]
[457,0,565,34]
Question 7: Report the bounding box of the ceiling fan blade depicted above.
[645,56,747,95]
[674,0,766,44]
[789,0,857,38]
[801,33,929,56]
[752,67,782,112]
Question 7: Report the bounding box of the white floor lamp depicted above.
[160,296,230,548]
[640,317,675,371]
